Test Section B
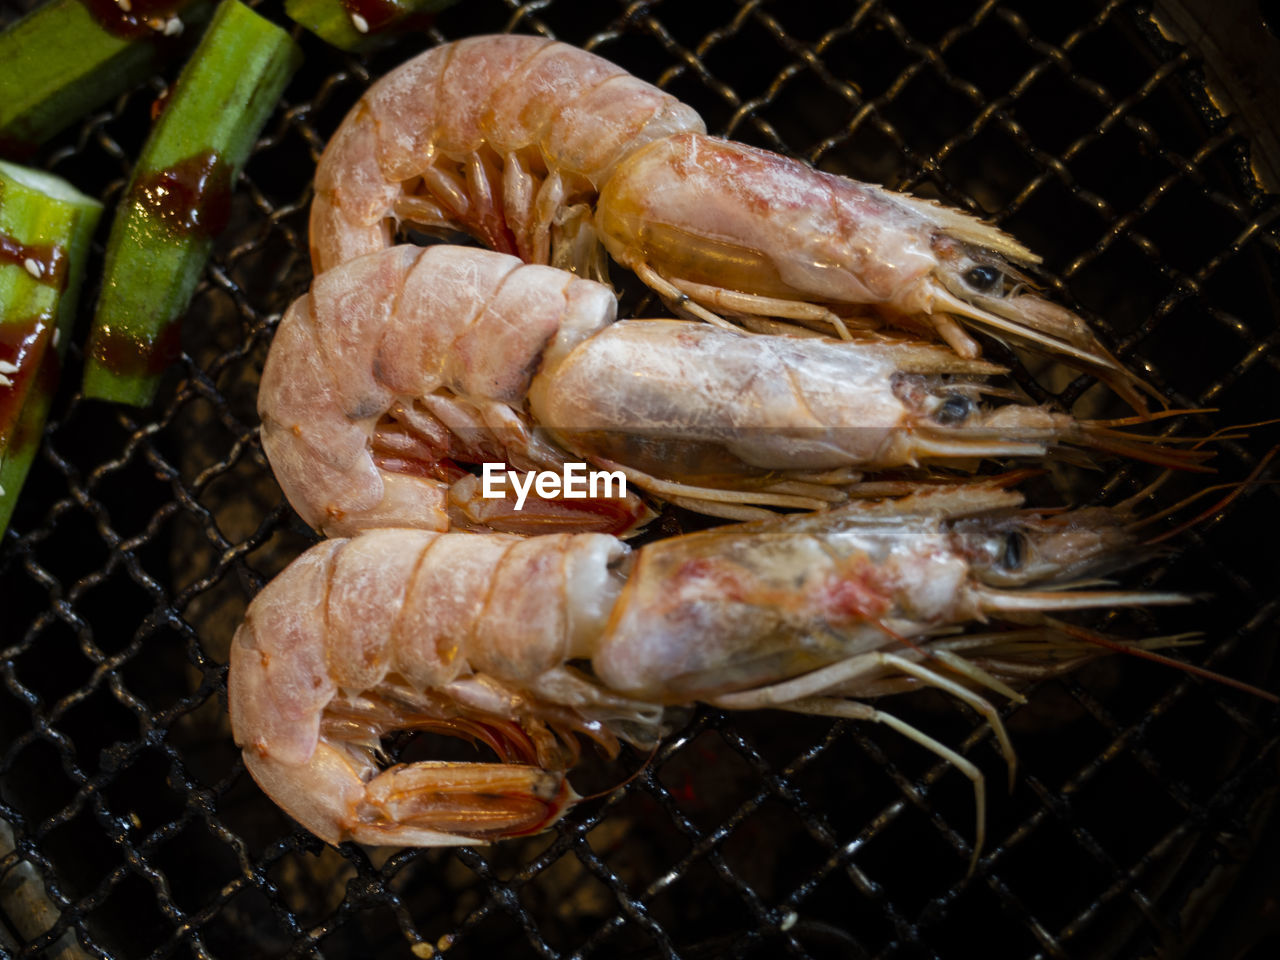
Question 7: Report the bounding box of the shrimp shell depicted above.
[258,243,650,536]
[310,34,704,273]
[229,482,1186,851]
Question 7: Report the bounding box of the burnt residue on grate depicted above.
[2,1,1279,958]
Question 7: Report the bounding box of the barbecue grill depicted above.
[2,1,1279,957]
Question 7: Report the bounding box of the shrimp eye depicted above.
[964,265,1002,293]
[1001,531,1026,571]
[934,393,974,425]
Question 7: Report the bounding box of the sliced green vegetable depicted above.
[0,0,214,157]
[82,0,302,407]
[285,0,454,53]
[0,160,102,535]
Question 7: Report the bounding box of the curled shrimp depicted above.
[309,34,704,274]
[228,481,1188,858]
[259,244,1206,536]
[310,35,1149,408]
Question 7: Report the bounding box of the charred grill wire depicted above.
[1,1,1279,958]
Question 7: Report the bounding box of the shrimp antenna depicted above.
[1115,419,1280,512]
[1048,620,1278,704]
[1139,444,1279,546]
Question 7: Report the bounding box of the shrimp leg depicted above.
[781,696,988,873]
[711,650,1018,788]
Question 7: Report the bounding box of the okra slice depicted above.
[285,0,454,53]
[82,0,302,407]
[0,0,214,157]
[0,161,102,535]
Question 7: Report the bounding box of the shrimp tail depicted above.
[241,740,579,847]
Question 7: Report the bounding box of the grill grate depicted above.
[2,1,1279,958]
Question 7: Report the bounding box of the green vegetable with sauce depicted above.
[285,0,455,53]
[0,0,214,156]
[83,0,302,406]
[0,161,102,536]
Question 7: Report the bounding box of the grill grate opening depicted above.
[3,0,1279,958]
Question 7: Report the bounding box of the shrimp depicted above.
[228,481,1188,858]
[309,34,704,274]
[258,243,652,537]
[259,244,1206,536]
[310,36,1149,408]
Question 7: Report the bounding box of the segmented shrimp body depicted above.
[311,36,1147,407]
[260,243,659,537]
[229,482,1182,849]
[261,245,1193,537]
[310,34,704,274]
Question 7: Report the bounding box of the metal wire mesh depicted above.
[2,0,1279,957]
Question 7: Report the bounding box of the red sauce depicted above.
[0,316,53,446]
[820,567,891,622]
[86,319,182,379]
[0,133,37,162]
[342,0,439,34]
[342,0,399,31]
[2,326,62,456]
[79,0,187,40]
[0,234,68,289]
[126,149,231,240]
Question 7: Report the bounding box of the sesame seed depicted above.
[0,483,5,497]
[116,0,131,10]
[23,258,44,279]
[52,328,61,348]
[0,373,13,387]
[0,361,17,375]
[164,16,183,36]
[351,12,369,33]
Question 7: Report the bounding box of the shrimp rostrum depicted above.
[311,34,1150,408]
[259,244,1204,537]
[229,482,1187,855]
